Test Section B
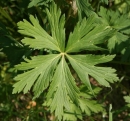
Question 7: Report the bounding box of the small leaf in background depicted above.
[124,96,130,109]
[65,16,115,53]
[28,0,53,8]
[124,96,130,103]
[75,0,95,19]
[98,6,130,55]
[100,0,108,5]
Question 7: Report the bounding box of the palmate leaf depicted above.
[13,2,119,120]
[98,7,130,52]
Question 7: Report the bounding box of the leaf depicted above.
[68,54,116,65]
[107,32,129,52]
[13,2,119,120]
[0,21,20,48]
[126,0,130,5]
[121,45,130,62]
[46,3,65,51]
[17,15,60,51]
[98,7,130,53]
[80,86,102,99]
[0,21,26,64]
[28,0,52,8]
[65,16,114,53]
[124,96,130,108]
[79,86,103,115]
[100,0,108,5]
[46,56,79,120]
[75,0,95,18]
[63,103,82,121]
[124,96,130,103]
[67,54,118,88]
[79,98,103,115]
[13,54,61,98]
[2,46,29,65]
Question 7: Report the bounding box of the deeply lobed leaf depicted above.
[13,2,119,120]
[98,7,130,52]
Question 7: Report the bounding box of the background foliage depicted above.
[1,0,130,121]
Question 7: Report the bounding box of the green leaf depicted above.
[63,103,82,121]
[121,45,130,62]
[67,54,116,65]
[124,96,130,103]
[75,0,95,18]
[99,7,130,32]
[100,0,108,5]
[79,86,103,115]
[80,86,102,99]
[67,54,118,88]
[98,7,130,52]
[79,98,103,115]
[13,54,61,98]
[107,32,129,52]
[46,56,79,120]
[28,0,52,8]
[46,3,65,51]
[126,0,130,5]
[13,2,119,120]
[0,21,21,48]
[66,16,114,53]
[17,15,60,51]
